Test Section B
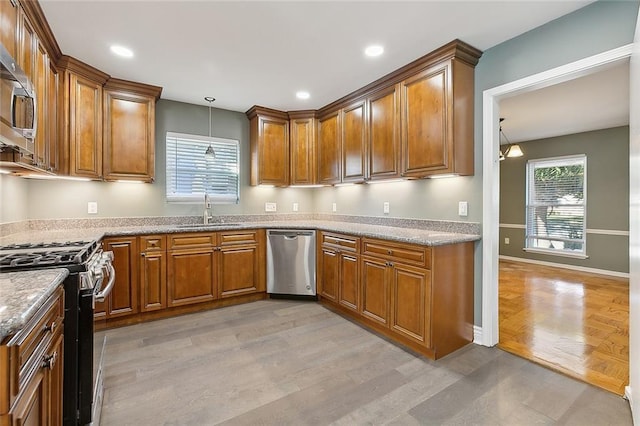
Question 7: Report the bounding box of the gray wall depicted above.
[0,174,28,223]
[23,99,314,219]
[499,126,629,273]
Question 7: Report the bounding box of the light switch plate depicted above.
[383,202,390,214]
[87,201,98,214]
[332,203,337,212]
[458,201,468,217]
[505,237,510,245]
[265,202,277,212]
[292,202,299,212]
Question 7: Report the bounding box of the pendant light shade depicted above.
[499,118,523,160]
[204,96,216,160]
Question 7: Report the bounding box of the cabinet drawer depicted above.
[140,235,166,252]
[362,238,431,268]
[218,230,259,246]
[169,233,215,250]
[321,232,360,252]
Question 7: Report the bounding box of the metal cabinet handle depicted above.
[141,253,146,257]
[43,322,56,334]
[42,351,58,369]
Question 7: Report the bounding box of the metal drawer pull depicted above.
[43,322,56,334]
[42,351,58,369]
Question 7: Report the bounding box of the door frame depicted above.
[480,44,634,347]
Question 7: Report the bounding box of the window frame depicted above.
[165,131,240,204]
[524,154,587,258]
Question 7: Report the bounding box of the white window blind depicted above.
[166,132,240,203]
[525,155,586,255]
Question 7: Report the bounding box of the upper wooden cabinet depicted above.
[341,100,367,183]
[367,84,401,181]
[289,111,316,185]
[103,79,157,182]
[401,58,475,177]
[247,106,290,186]
[0,0,18,59]
[317,110,341,185]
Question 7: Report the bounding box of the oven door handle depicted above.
[95,263,116,303]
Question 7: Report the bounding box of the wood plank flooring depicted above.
[100,299,632,425]
[499,259,629,395]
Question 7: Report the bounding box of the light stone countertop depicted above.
[0,269,69,341]
[0,219,480,247]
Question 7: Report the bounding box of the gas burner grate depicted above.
[0,240,92,251]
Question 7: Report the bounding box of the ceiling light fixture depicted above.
[499,118,523,161]
[110,45,134,58]
[365,45,384,57]
[204,97,216,160]
[296,91,310,100]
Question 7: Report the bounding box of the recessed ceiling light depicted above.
[365,45,384,57]
[296,91,310,100]
[110,45,134,58]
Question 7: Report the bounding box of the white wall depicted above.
[0,174,28,224]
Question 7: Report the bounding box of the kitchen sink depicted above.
[175,223,242,229]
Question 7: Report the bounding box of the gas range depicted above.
[0,240,100,273]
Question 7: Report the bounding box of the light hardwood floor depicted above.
[100,299,632,425]
[499,259,629,395]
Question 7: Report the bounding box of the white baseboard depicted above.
[626,386,635,422]
[499,255,629,279]
[473,325,483,345]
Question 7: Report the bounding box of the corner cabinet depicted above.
[289,111,317,185]
[247,106,290,186]
[317,110,341,185]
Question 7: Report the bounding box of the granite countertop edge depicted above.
[0,269,69,341]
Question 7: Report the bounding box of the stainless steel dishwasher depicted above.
[267,229,316,296]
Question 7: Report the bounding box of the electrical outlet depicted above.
[383,202,390,214]
[505,237,510,245]
[332,203,337,212]
[458,201,468,217]
[87,201,98,214]
[265,202,277,212]
[292,202,299,212]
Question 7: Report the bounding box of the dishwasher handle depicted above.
[268,230,315,237]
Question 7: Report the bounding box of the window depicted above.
[166,132,240,203]
[525,155,586,256]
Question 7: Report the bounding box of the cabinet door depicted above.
[33,38,48,169]
[391,263,431,347]
[341,100,367,182]
[140,251,166,312]
[6,366,47,426]
[338,252,359,313]
[255,115,289,186]
[46,332,64,426]
[317,111,341,185]
[69,73,102,178]
[0,0,18,59]
[290,117,316,185]
[360,256,389,326]
[16,8,35,82]
[103,90,155,181]
[218,244,260,298]
[47,63,59,173]
[104,237,139,318]
[167,250,216,306]
[401,63,450,177]
[319,247,339,301]
[368,84,401,180]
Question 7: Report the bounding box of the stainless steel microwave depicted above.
[0,42,36,154]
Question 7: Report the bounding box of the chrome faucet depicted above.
[203,193,213,224]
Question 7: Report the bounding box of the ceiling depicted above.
[499,60,630,143]
[39,1,594,113]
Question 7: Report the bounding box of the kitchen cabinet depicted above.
[247,106,290,186]
[33,37,48,169]
[1,286,64,425]
[16,6,34,85]
[168,233,217,307]
[400,58,475,177]
[390,262,431,346]
[103,80,157,182]
[139,235,167,312]
[319,233,361,312]
[0,0,18,59]
[317,110,341,185]
[360,256,389,326]
[217,230,265,298]
[367,84,401,181]
[46,62,59,173]
[100,237,139,318]
[341,100,367,183]
[289,111,316,185]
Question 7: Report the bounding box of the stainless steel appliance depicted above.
[0,42,36,153]
[0,240,114,425]
[266,229,316,296]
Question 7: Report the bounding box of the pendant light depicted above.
[499,118,523,161]
[204,96,216,159]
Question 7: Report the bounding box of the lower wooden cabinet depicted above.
[1,287,64,425]
[318,248,339,301]
[390,263,431,347]
[360,256,389,326]
[140,235,167,312]
[338,252,359,313]
[98,237,139,319]
[167,234,217,307]
[217,230,265,298]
